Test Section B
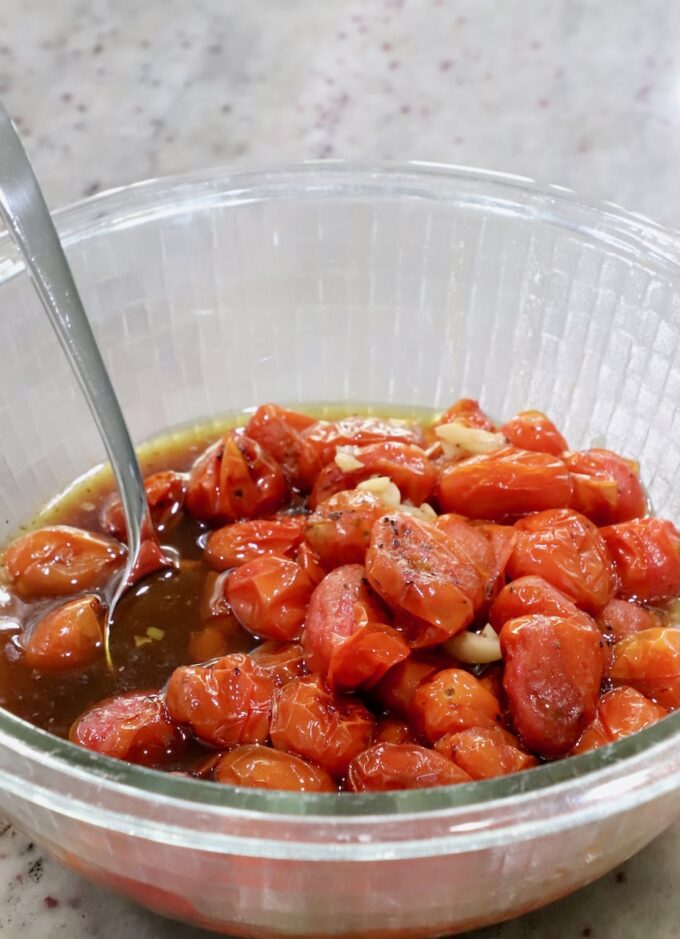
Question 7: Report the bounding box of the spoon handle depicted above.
[0,103,146,584]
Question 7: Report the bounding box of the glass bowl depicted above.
[0,162,679,938]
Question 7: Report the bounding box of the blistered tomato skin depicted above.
[304,490,386,568]
[165,654,275,748]
[501,411,568,457]
[101,471,187,539]
[371,653,444,715]
[608,627,680,709]
[436,448,572,522]
[269,674,375,777]
[374,716,418,745]
[507,509,616,614]
[601,518,680,603]
[572,686,667,754]
[226,555,314,642]
[564,449,647,526]
[3,526,125,600]
[596,598,661,643]
[346,742,471,791]
[410,668,501,742]
[204,517,306,570]
[436,399,496,432]
[489,575,581,632]
[501,613,604,757]
[21,595,104,672]
[434,726,538,779]
[245,404,315,482]
[248,641,306,687]
[213,744,336,792]
[70,691,188,767]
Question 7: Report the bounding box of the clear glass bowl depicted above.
[1,162,679,938]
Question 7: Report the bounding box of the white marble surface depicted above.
[1,1,680,936]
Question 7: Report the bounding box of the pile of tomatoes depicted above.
[3,400,679,792]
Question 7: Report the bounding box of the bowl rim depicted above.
[1,158,679,829]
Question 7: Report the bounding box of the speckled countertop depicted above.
[1,1,680,937]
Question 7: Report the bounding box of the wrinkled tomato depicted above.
[294,542,326,586]
[22,595,104,672]
[226,555,314,642]
[346,742,471,791]
[304,489,386,568]
[101,471,187,539]
[204,516,306,570]
[434,514,514,606]
[489,575,580,631]
[245,404,315,482]
[248,641,306,687]
[501,410,568,456]
[374,716,418,745]
[601,518,680,603]
[213,744,336,792]
[371,652,445,715]
[572,686,667,754]
[436,399,496,432]
[596,598,661,644]
[564,449,646,526]
[608,627,680,708]
[434,726,538,779]
[410,668,501,742]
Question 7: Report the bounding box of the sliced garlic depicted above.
[357,476,402,507]
[435,420,506,455]
[444,624,502,664]
[334,447,363,472]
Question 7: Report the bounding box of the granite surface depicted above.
[1,0,680,936]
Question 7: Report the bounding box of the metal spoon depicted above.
[0,102,149,658]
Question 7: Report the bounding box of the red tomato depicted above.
[70,691,188,767]
[226,556,314,642]
[185,432,286,524]
[489,575,580,631]
[596,598,661,643]
[436,448,572,521]
[436,399,496,432]
[304,489,386,568]
[245,404,315,482]
[434,726,538,779]
[346,742,471,791]
[371,653,445,714]
[601,518,680,603]
[269,674,374,777]
[165,654,275,748]
[434,514,495,583]
[302,564,407,690]
[213,744,336,792]
[100,471,186,539]
[297,417,424,490]
[294,542,326,586]
[564,449,646,525]
[410,668,501,742]
[22,595,104,672]
[501,410,567,457]
[500,613,604,757]
[186,620,248,663]
[507,509,616,614]
[366,514,483,648]
[204,516,306,570]
[310,442,437,508]
[476,522,517,601]
[374,717,418,745]
[126,536,172,586]
[248,641,306,687]
[3,526,125,600]
[572,686,667,754]
[608,627,680,708]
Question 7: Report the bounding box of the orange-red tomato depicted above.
[248,641,306,687]
[435,515,515,607]
[204,516,306,570]
[410,668,501,742]
[294,542,326,586]
[345,742,471,791]
[70,691,188,767]
[476,522,517,602]
[501,613,603,757]
[436,447,572,521]
[434,726,538,779]
[100,471,186,539]
[489,575,581,631]
[572,686,667,754]
[187,620,248,663]
[507,509,616,614]
[126,536,172,586]
[22,595,104,672]
[185,432,286,524]
[304,489,386,568]
[296,417,424,490]
[213,744,336,792]
[269,674,374,777]
[3,526,125,600]
[436,399,496,432]
[564,449,646,526]
[501,410,568,456]
[310,442,437,508]
[371,653,445,715]
[596,597,661,644]
[601,518,680,603]
[608,627,680,708]
[374,716,418,745]
[165,654,275,748]
[226,555,314,642]
[302,564,408,690]
[366,514,483,648]
[245,404,315,482]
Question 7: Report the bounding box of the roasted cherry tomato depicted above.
[371,652,445,715]
[475,522,517,601]
[436,447,572,521]
[501,613,603,757]
[434,514,514,606]
[601,518,680,603]
[507,509,616,614]
[608,627,680,708]
[3,526,125,600]
[572,686,667,754]
[302,564,408,690]
[564,449,646,526]
[248,641,306,687]
[269,674,374,777]
[434,726,538,779]
[212,744,336,792]
[374,717,418,745]
[21,595,104,672]
[310,442,437,509]
[101,471,186,538]
[410,668,501,742]
[294,542,326,586]
[366,514,484,648]
[245,404,315,482]
[204,516,306,570]
[500,410,567,457]
[165,653,275,748]
[436,399,496,432]
[226,555,314,642]
[70,691,188,767]
[596,598,661,644]
[489,575,581,631]
[188,572,251,660]
[346,742,471,791]
[185,432,286,524]
[304,489,386,568]
[297,417,424,490]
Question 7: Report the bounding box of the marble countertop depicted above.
[1,1,680,936]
